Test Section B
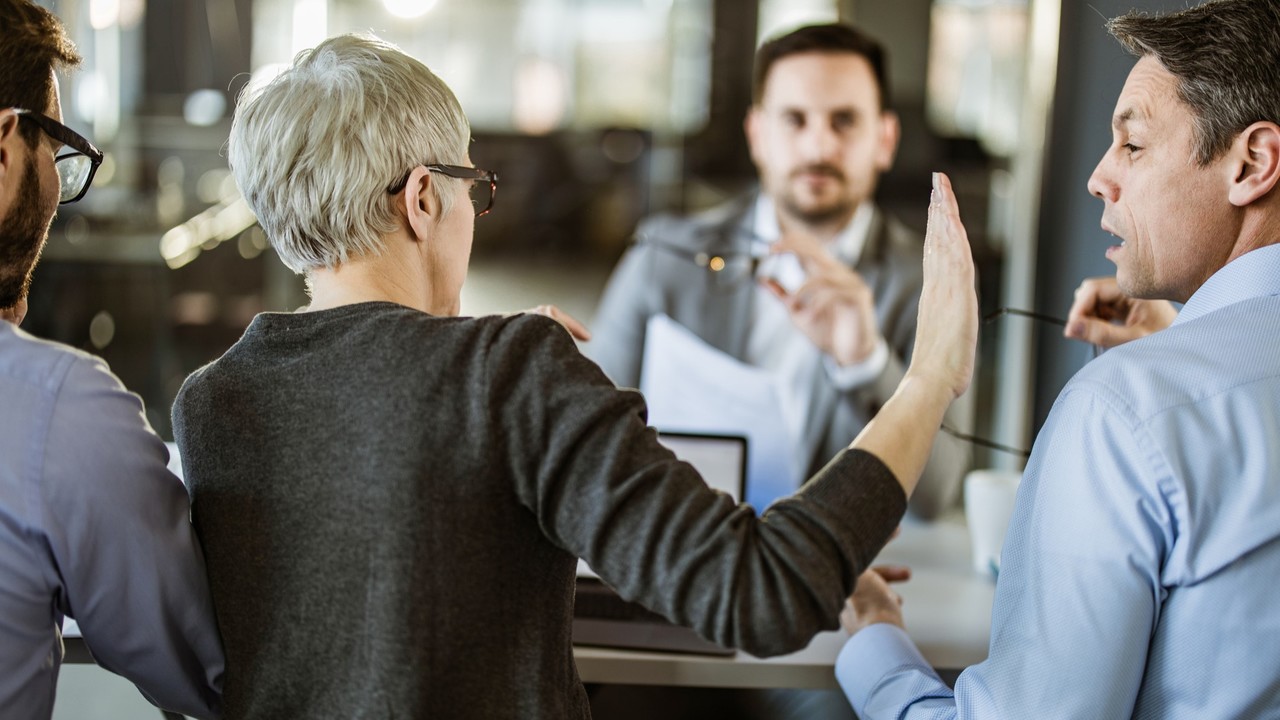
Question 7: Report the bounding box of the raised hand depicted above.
[907,172,977,400]
[1065,276,1176,349]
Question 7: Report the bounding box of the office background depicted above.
[25,0,1187,716]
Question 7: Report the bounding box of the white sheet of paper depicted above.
[639,314,798,511]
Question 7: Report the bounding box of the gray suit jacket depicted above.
[588,193,971,519]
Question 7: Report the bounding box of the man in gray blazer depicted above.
[590,23,970,520]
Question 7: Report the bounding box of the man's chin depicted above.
[1115,271,1164,302]
[781,198,854,227]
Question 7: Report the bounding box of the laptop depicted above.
[572,431,748,656]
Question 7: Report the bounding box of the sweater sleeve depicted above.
[487,314,906,656]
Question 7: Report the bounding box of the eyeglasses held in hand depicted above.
[12,108,103,204]
[942,307,1100,458]
[631,232,771,293]
[386,163,498,218]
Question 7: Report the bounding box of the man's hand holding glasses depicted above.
[1065,276,1177,350]
[761,230,882,368]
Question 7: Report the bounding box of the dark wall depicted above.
[1032,0,1185,429]
[144,0,253,101]
[682,0,758,189]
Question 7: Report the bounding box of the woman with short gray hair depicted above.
[174,32,978,719]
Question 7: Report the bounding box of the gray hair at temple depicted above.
[228,33,470,274]
[1108,0,1280,166]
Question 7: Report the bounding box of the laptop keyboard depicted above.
[573,579,669,623]
[572,578,736,656]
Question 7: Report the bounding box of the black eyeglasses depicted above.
[386,163,498,217]
[940,307,1102,458]
[633,233,766,294]
[12,108,103,204]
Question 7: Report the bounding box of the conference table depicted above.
[63,512,993,715]
[574,511,994,690]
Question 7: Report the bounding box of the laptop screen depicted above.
[653,430,747,502]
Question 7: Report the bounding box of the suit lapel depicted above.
[677,198,759,361]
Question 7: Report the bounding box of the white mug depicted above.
[963,469,1022,579]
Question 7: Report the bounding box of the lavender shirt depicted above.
[0,322,223,719]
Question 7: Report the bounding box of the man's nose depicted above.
[1087,155,1116,202]
[798,122,840,162]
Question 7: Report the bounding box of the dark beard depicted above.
[780,195,856,227]
[779,164,856,228]
[0,155,53,309]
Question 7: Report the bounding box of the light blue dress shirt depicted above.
[0,322,224,719]
[837,243,1280,719]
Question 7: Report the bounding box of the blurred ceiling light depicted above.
[197,169,237,204]
[513,57,567,135]
[237,229,268,260]
[170,293,219,326]
[74,72,106,120]
[88,311,115,350]
[63,215,90,246]
[160,227,199,269]
[184,89,227,127]
[118,0,145,29]
[161,194,258,270]
[89,0,120,29]
[383,0,438,19]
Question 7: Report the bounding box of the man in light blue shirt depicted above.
[837,0,1280,717]
[0,1,223,717]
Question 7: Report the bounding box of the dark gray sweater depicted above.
[172,301,905,719]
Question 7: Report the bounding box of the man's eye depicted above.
[1122,143,1142,154]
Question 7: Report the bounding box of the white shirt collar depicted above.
[750,193,874,265]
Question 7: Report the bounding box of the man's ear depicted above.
[1228,121,1280,207]
[875,109,901,172]
[0,298,29,326]
[744,106,765,170]
[398,166,440,242]
[0,110,22,193]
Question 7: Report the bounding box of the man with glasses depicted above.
[0,1,223,718]
[589,23,971,521]
[839,0,1280,717]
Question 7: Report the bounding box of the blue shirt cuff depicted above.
[836,623,936,716]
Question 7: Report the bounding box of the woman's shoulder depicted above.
[363,310,581,372]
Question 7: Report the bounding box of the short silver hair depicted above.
[1109,0,1280,166]
[228,33,470,273]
